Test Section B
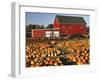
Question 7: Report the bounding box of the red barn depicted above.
[31,15,87,38]
[54,15,87,35]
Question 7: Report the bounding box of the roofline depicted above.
[59,23,86,24]
[32,28,60,30]
[55,15,85,18]
[55,15,86,24]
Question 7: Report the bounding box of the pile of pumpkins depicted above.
[25,39,89,67]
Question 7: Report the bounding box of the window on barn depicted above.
[53,31,59,37]
[45,31,52,38]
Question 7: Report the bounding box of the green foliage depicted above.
[26,24,54,33]
[26,24,45,32]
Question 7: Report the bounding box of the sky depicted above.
[26,12,90,27]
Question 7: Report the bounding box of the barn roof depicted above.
[56,15,86,24]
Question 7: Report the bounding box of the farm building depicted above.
[31,15,87,38]
[54,15,87,35]
[32,29,59,38]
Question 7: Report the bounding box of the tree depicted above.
[47,24,53,28]
[41,25,45,29]
[26,24,33,32]
[86,27,89,33]
[32,25,37,29]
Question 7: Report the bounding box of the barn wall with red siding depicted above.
[32,29,60,38]
[60,23,86,35]
[32,30,45,38]
[54,18,60,29]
